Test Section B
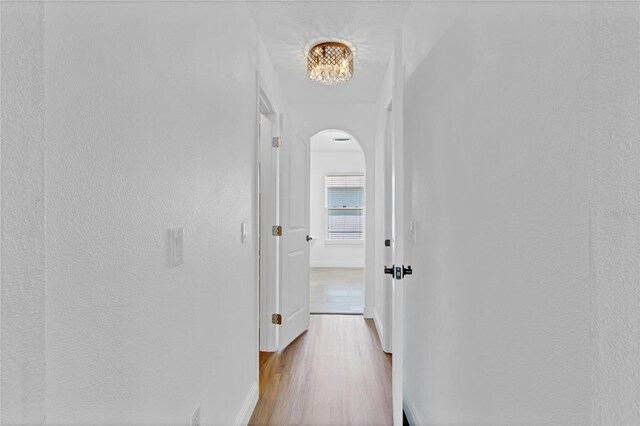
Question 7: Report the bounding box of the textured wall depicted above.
[41,3,274,423]
[1,3,46,424]
[400,2,639,424]
[589,3,640,423]
[1,2,283,423]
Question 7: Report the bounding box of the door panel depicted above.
[383,107,394,354]
[288,143,307,228]
[383,100,404,426]
[391,37,406,426]
[389,107,405,425]
[259,112,279,351]
[279,133,310,350]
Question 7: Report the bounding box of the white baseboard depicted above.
[404,392,425,426]
[363,305,375,319]
[234,380,258,426]
[310,260,365,268]
[370,307,387,351]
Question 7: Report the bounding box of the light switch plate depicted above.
[170,227,184,267]
[241,222,248,244]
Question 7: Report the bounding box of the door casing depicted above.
[391,32,407,426]
[257,84,280,352]
[383,103,394,354]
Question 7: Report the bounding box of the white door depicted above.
[386,104,405,425]
[259,111,279,352]
[383,106,394,354]
[278,133,311,349]
[390,39,407,426]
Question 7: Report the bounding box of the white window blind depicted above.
[325,175,365,240]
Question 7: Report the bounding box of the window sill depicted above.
[325,240,365,246]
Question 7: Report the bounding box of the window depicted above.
[325,175,365,241]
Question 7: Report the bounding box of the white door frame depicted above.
[257,82,280,352]
[382,102,394,354]
[391,32,406,426]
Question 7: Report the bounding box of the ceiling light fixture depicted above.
[333,138,351,143]
[307,41,354,86]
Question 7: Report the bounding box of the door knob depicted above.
[402,265,413,278]
[384,265,394,276]
[306,235,312,242]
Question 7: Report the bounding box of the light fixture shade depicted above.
[307,42,354,86]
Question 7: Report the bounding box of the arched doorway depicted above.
[309,129,366,314]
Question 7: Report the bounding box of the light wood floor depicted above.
[249,315,392,425]
[310,267,364,314]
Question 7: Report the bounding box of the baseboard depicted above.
[363,305,375,319]
[403,392,425,426]
[310,260,365,268]
[234,380,258,426]
[371,307,386,351]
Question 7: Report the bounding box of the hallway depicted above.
[2,1,640,424]
[249,315,392,425]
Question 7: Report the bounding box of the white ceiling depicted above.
[249,1,410,104]
[311,129,363,152]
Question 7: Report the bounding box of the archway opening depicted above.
[309,129,366,314]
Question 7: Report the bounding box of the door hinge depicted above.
[272,136,282,148]
[272,313,282,325]
[272,225,282,237]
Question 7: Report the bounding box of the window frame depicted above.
[324,173,365,245]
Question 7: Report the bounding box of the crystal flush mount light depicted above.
[307,41,354,86]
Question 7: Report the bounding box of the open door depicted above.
[390,35,408,426]
[258,88,280,352]
[383,105,394,354]
[278,132,311,350]
[387,109,405,425]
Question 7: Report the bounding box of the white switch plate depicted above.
[241,222,247,244]
[170,227,184,267]
[191,404,201,426]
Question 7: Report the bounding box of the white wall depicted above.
[309,150,365,268]
[1,3,46,422]
[396,2,640,425]
[587,4,640,422]
[2,2,284,424]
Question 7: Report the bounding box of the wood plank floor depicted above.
[249,315,393,425]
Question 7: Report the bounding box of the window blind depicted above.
[325,175,365,240]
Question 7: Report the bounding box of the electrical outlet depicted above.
[191,405,201,426]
